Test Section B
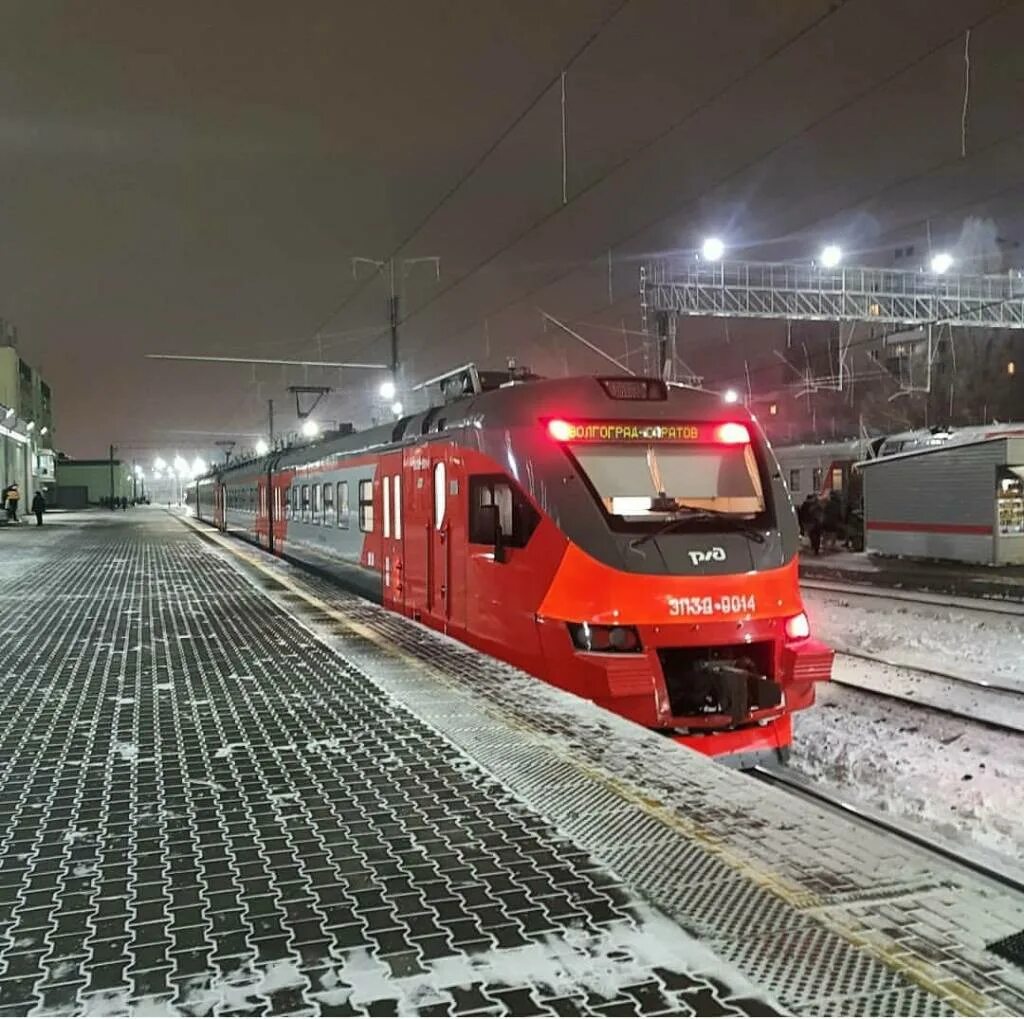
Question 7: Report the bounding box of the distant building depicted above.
[55,458,135,508]
[0,318,54,504]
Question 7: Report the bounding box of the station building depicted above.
[0,319,55,506]
[54,458,135,508]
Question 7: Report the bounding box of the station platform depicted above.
[2,510,1024,1016]
[799,549,1024,603]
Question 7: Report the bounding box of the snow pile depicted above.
[53,908,776,1016]
[110,741,138,763]
[319,908,768,1015]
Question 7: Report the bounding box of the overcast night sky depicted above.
[1,0,1022,458]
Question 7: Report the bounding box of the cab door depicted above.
[465,472,548,673]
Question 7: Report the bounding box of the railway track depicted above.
[834,647,1024,698]
[801,577,1024,617]
[830,650,1024,737]
[751,764,1024,896]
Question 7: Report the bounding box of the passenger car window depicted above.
[337,481,349,529]
[312,483,321,524]
[358,479,374,532]
[789,469,800,491]
[323,482,334,526]
[301,484,310,522]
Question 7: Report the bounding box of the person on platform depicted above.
[806,494,825,555]
[796,493,816,537]
[31,490,45,526]
[6,483,19,522]
[823,490,844,551]
[120,496,128,511]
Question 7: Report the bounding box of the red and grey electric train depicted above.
[193,369,833,762]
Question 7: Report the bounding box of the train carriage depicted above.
[194,370,834,764]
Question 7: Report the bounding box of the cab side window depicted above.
[468,475,539,548]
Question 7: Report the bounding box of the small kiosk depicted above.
[858,433,1024,565]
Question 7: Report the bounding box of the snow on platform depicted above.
[0,510,1022,1016]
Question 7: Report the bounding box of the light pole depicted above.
[352,255,440,403]
[109,444,116,509]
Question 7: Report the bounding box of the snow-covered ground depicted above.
[802,582,1024,691]
[828,653,1024,732]
[792,682,1024,869]
[793,581,1024,870]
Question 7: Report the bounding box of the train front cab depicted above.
[382,379,833,764]
[548,417,832,761]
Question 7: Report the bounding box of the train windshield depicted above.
[573,443,765,521]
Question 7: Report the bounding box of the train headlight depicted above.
[568,622,642,653]
[784,611,811,641]
[608,626,640,651]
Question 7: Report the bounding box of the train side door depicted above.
[401,446,431,618]
[427,456,447,628]
[379,452,405,611]
[256,473,270,550]
[425,453,455,631]
[400,446,462,634]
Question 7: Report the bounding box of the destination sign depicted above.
[546,419,749,444]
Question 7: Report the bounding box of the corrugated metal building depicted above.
[859,435,1024,565]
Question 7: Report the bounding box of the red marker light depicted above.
[547,419,573,442]
[785,611,811,641]
[714,422,750,445]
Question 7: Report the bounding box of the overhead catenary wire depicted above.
[561,70,568,205]
[362,7,1008,378]
[145,354,387,369]
[302,0,632,347]
[961,28,972,158]
[361,1,848,360]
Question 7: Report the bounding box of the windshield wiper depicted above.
[629,507,767,548]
